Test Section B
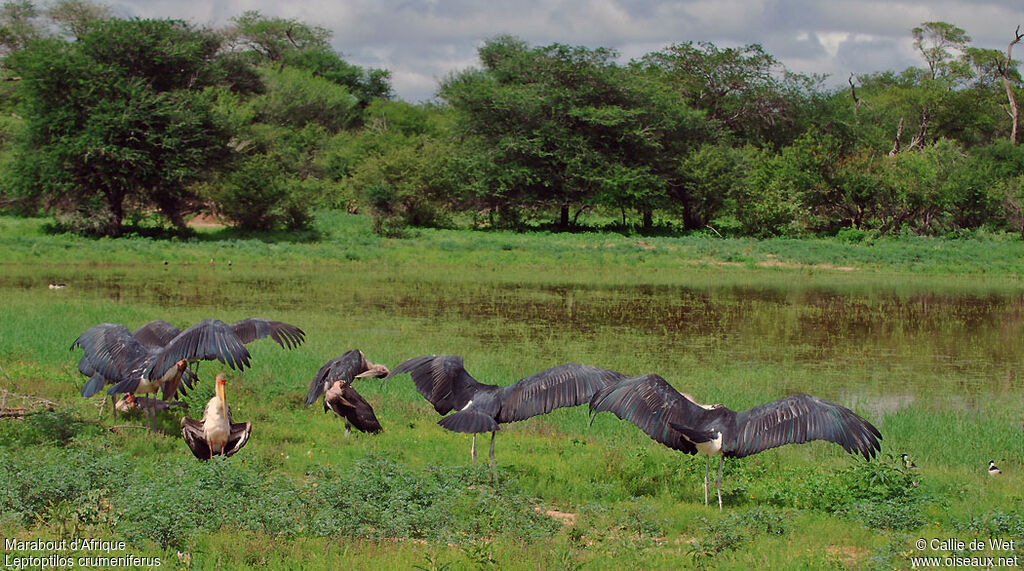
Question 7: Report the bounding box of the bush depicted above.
[308,454,556,543]
[204,151,317,231]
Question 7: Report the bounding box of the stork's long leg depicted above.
[703,456,710,506]
[345,423,352,437]
[715,456,724,511]
[471,434,477,465]
[488,431,496,479]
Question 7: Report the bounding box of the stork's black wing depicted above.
[180,417,211,459]
[589,374,709,454]
[390,355,492,414]
[223,421,252,457]
[132,320,183,347]
[727,394,882,459]
[180,417,252,460]
[230,318,305,350]
[305,350,367,406]
[438,409,500,433]
[496,363,626,423]
[148,319,254,379]
[71,323,151,386]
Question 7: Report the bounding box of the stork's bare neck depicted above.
[203,374,231,451]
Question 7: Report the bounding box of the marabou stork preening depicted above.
[72,317,305,403]
[304,350,390,434]
[589,374,882,509]
[389,355,627,475]
[181,373,251,460]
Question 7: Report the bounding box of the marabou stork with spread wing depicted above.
[76,320,200,407]
[181,373,251,460]
[304,350,389,434]
[72,317,305,403]
[589,374,882,509]
[389,354,627,475]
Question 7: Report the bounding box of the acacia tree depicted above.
[6,18,230,235]
[638,42,814,149]
[228,10,391,107]
[441,36,696,229]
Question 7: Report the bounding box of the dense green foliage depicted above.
[0,3,1023,240]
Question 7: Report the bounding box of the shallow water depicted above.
[7,263,1023,407]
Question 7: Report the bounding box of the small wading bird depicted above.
[72,318,305,404]
[389,355,626,475]
[304,350,390,434]
[901,453,917,469]
[181,373,251,459]
[988,460,1002,475]
[589,374,882,509]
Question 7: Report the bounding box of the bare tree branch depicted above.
[889,117,904,156]
[848,73,860,117]
[998,25,1023,144]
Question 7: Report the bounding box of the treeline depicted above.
[1,2,1022,238]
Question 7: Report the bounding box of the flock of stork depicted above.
[72,316,885,508]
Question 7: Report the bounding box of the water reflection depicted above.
[7,265,1022,398]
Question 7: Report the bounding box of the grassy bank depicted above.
[5,211,1024,278]
[1,212,1022,569]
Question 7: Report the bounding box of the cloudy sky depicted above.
[107,0,1022,103]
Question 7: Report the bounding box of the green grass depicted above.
[1,212,1023,569]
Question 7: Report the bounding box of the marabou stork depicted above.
[304,350,389,434]
[389,354,627,475]
[72,317,305,403]
[181,373,251,459]
[76,320,200,407]
[589,374,882,509]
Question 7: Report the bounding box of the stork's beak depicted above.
[355,363,390,379]
[216,374,228,417]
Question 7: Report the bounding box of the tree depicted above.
[0,0,40,57]
[229,10,330,62]
[228,10,391,108]
[912,22,971,82]
[441,36,689,229]
[638,42,813,148]
[252,65,360,132]
[45,0,110,39]
[6,18,231,235]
